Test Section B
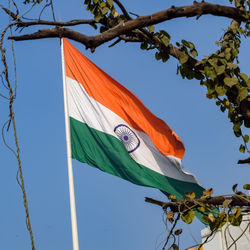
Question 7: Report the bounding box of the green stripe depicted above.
[70,117,203,200]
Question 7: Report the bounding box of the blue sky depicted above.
[0,1,249,249]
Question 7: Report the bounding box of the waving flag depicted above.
[62,38,203,199]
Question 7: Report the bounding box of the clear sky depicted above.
[0,1,249,249]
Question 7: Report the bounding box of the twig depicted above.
[108,37,121,47]
[113,0,131,20]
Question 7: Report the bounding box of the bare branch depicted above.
[1,6,95,27]
[7,2,247,38]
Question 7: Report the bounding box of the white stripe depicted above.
[67,77,200,184]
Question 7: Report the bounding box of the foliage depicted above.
[78,0,250,156]
[1,0,250,249]
[147,184,250,249]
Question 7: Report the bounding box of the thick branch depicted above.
[6,1,250,128]
[238,157,250,164]
[145,195,250,213]
[8,2,247,43]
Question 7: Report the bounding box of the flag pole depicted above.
[60,38,79,250]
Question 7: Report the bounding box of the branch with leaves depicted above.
[2,0,249,162]
[146,184,250,249]
[1,1,250,249]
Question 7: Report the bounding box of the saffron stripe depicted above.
[63,38,185,159]
[67,76,199,184]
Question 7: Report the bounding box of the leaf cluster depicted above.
[84,0,118,30]
[84,0,249,155]
[161,184,250,249]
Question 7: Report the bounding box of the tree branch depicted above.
[8,2,247,42]
[238,157,250,164]
[5,1,250,132]
[145,195,250,213]
[113,0,131,20]
[1,6,95,27]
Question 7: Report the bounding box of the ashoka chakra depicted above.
[114,124,140,153]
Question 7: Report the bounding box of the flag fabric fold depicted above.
[62,38,203,199]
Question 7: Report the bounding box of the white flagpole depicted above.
[60,38,79,250]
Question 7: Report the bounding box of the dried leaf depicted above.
[172,244,179,250]
[203,188,213,198]
[166,212,174,223]
[222,199,232,209]
[169,195,176,201]
[185,192,195,200]
[174,229,183,236]
[208,213,215,222]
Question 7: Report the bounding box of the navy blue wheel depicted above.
[114,124,140,153]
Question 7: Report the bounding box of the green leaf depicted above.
[243,184,250,190]
[225,52,231,61]
[94,14,103,22]
[218,212,227,228]
[232,183,238,192]
[106,0,113,7]
[147,25,155,33]
[181,210,195,224]
[243,134,249,143]
[216,65,226,75]
[161,36,169,47]
[215,85,227,96]
[197,206,206,213]
[224,77,238,87]
[227,63,238,70]
[190,49,198,58]
[179,54,189,64]
[140,42,147,50]
[239,73,249,83]
[204,66,216,80]
[208,58,218,68]
[229,214,242,226]
[101,7,109,15]
[159,30,170,39]
[100,2,106,7]
[181,40,195,50]
[161,53,169,63]
[155,52,161,60]
[239,144,245,153]
[239,87,248,101]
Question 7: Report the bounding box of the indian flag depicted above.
[62,38,203,200]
